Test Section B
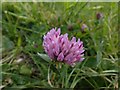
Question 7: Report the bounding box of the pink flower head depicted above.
[43,28,85,66]
[81,24,88,30]
[96,12,103,20]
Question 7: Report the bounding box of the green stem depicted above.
[48,65,54,87]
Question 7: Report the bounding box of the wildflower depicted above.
[81,24,88,33]
[96,12,103,20]
[43,28,85,66]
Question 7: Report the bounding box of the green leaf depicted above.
[37,53,60,75]
[2,35,14,52]
[70,78,81,88]
[20,65,32,75]
[102,70,118,73]
[65,68,76,88]
[17,35,21,47]
[96,51,102,67]
[37,53,52,63]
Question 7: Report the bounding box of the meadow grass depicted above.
[1,2,119,89]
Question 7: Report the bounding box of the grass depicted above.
[1,2,119,89]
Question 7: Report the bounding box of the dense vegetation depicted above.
[1,2,119,89]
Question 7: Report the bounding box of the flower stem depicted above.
[48,65,53,87]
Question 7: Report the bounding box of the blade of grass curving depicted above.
[65,68,76,88]
[83,77,96,88]
[47,65,54,87]
[70,76,85,88]
[74,2,89,17]
[70,68,81,88]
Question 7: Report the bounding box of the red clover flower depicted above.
[43,28,85,66]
